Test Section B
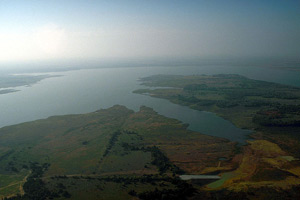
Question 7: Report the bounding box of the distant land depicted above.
[1,74,300,199]
[273,66,300,72]
[134,74,300,198]
[135,74,300,130]
[0,74,60,95]
[1,57,299,75]
[134,74,300,152]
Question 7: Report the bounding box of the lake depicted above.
[1,65,300,143]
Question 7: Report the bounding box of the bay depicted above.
[1,65,299,143]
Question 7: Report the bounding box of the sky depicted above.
[0,0,299,65]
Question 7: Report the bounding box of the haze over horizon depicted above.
[0,0,299,68]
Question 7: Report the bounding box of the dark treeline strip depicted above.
[52,174,173,184]
[102,130,122,157]
[121,142,184,175]
[133,179,196,200]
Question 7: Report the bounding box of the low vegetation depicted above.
[0,105,234,199]
[134,74,300,198]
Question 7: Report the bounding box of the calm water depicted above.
[1,65,300,143]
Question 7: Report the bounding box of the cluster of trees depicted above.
[243,100,273,107]
[123,130,139,135]
[0,150,15,172]
[177,94,199,104]
[53,174,174,186]
[5,162,71,200]
[6,161,19,173]
[148,146,183,175]
[121,142,183,175]
[253,115,300,127]
[193,185,300,200]
[261,91,298,100]
[178,94,240,108]
[22,163,53,199]
[195,100,216,106]
[183,84,211,91]
[149,146,173,174]
[130,179,196,200]
[177,93,269,109]
[215,100,238,108]
[180,80,299,108]
[121,142,140,151]
[253,105,300,127]
[220,87,298,101]
[276,104,300,114]
[98,174,171,185]
[179,87,300,112]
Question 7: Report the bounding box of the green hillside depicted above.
[0,105,234,199]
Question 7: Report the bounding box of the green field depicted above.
[0,105,234,199]
[0,170,29,198]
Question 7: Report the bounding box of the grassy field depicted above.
[0,105,235,199]
[0,170,29,199]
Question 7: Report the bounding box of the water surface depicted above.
[1,65,299,143]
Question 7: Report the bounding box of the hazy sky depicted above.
[0,0,299,64]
